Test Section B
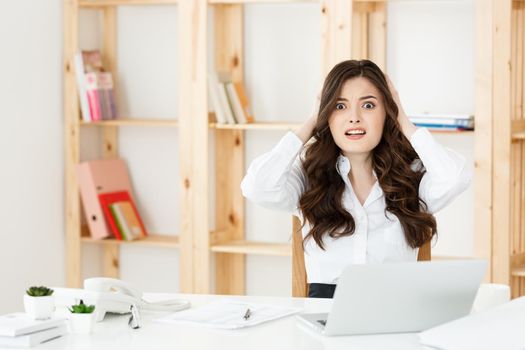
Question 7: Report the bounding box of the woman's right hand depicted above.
[294,90,321,143]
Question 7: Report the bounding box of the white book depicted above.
[217,82,236,124]
[0,324,68,348]
[208,73,227,124]
[225,82,248,124]
[0,313,66,337]
[74,52,92,122]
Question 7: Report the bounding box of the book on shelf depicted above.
[110,201,146,240]
[99,190,148,241]
[77,158,136,240]
[208,71,253,125]
[74,49,118,122]
[408,113,474,130]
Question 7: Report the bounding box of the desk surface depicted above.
[13,294,424,350]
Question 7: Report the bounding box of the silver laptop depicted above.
[297,260,487,336]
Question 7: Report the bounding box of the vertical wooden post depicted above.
[64,0,82,288]
[474,0,494,283]
[214,4,245,295]
[492,0,512,285]
[102,6,120,279]
[519,1,525,296]
[320,0,353,77]
[368,2,387,71]
[178,0,209,293]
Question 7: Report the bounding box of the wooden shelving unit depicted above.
[63,0,197,290]
[64,0,525,298]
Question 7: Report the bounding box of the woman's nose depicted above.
[348,108,361,123]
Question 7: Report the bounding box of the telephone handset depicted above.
[54,277,190,322]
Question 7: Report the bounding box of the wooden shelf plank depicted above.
[210,121,300,130]
[82,234,179,248]
[209,0,317,4]
[512,266,525,277]
[210,121,474,134]
[211,240,292,256]
[79,0,177,7]
[512,120,525,140]
[80,119,178,127]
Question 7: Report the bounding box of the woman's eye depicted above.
[362,102,375,109]
[335,103,346,110]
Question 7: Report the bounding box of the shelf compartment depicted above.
[211,240,291,256]
[79,0,177,7]
[80,119,178,127]
[81,234,179,248]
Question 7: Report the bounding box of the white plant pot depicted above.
[69,313,96,335]
[23,295,54,320]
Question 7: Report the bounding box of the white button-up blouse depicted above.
[240,128,472,284]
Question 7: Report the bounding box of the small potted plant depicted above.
[68,300,96,335]
[24,286,54,320]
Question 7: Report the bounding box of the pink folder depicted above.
[76,159,135,239]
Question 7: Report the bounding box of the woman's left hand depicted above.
[385,74,417,138]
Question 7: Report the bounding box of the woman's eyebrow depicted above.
[336,95,378,101]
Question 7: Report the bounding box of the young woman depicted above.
[241,60,472,298]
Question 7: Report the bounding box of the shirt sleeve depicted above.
[240,131,306,213]
[409,128,473,214]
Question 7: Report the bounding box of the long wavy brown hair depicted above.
[299,59,436,250]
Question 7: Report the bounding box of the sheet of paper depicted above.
[154,299,302,329]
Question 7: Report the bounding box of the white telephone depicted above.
[54,278,190,322]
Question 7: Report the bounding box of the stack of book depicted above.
[0,313,67,348]
[74,49,118,122]
[208,71,254,125]
[99,190,148,241]
[77,158,148,241]
[408,114,474,131]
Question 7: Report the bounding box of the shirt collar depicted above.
[335,154,382,207]
[335,154,378,180]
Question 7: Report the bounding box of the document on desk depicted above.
[418,296,525,350]
[154,298,302,330]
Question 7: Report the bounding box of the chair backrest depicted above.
[291,216,432,297]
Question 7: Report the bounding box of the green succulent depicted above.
[68,299,95,314]
[26,286,54,297]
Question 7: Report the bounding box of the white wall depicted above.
[0,0,64,313]
[0,0,476,313]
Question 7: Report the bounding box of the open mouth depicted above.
[344,128,366,139]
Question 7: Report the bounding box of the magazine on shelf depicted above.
[74,49,118,121]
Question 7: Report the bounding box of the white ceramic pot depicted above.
[69,313,96,335]
[23,295,54,320]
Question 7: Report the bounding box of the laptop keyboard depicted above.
[316,319,327,326]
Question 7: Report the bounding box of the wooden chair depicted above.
[292,216,431,297]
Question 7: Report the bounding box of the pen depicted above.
[243,308,251,321]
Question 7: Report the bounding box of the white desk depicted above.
[23,293,424,350]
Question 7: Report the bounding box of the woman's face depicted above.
[328,77,386,159]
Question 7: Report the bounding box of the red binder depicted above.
[98,191,148,240]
